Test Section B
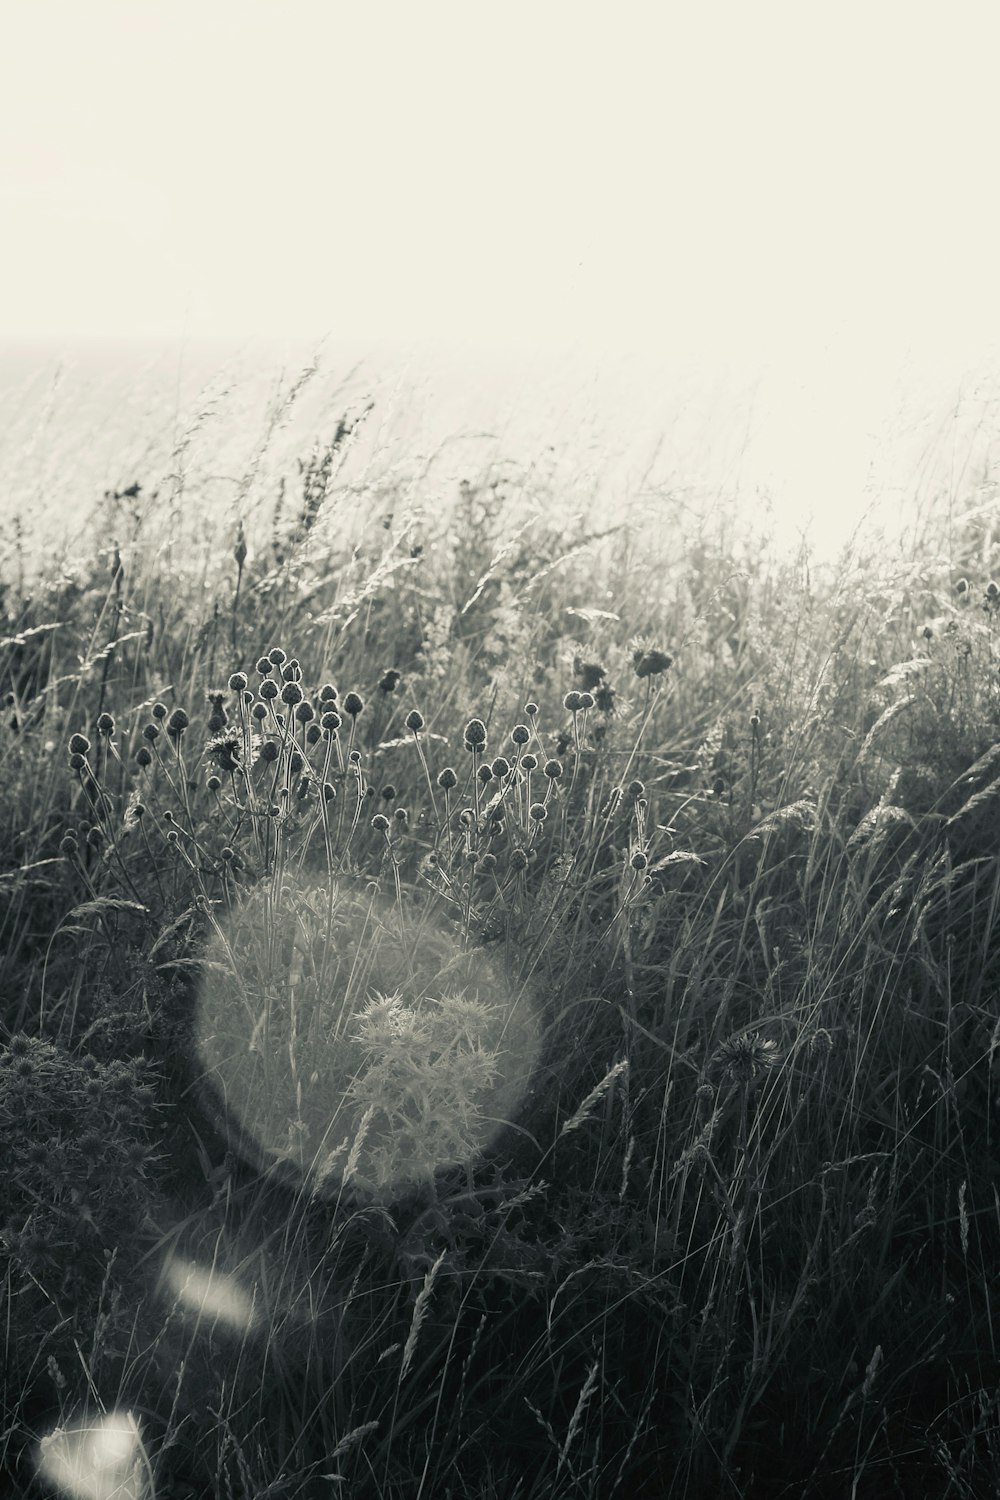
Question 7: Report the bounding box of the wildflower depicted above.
[229,671,248,692]
[69,752,87,771]
[627,779,645,798]
[281,682,303,706]
[394,807,409,826]
[166,708,190,740]
[268,647,287,666]
[491,756,511,779]
[511,724,530,746]
[252,702,267,721]
[205,728,242,772]
[564,690,582,713]
[379,669,402,693]
[255,656,272,675]
[142,722,160,742]
[543,759,563,780]
[630,850,648,870]
[306,723,322,744]
[633,647,672,679]
[343,692,364,717]
[524,702,538,717]
[60,834,78,856]
[578,691,595,710]
[135,746,152,767]
[295,700,314,723]
[529,802,548,822]
[319,683,338,701]
[260,679,279,701]
[371,813,390,832]
[96,712,115,736]
[477,764,493,784]
[437,766,458,790]
[464,718,488,753]
[405,709,425,732]
[206,775,222,792]
[574,658,606,690]
[381,783,397,802]
[594,683,617,714]
[716,1032,780,1086]
[521,752,538,771]
[68,733,91,756]
[260,740,280,763]
[151,703,167,721]
[509,848,528,871]
[321,710,341,731]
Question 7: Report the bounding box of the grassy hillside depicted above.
[1,384,999,1499]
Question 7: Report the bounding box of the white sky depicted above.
[4,2,1000,549]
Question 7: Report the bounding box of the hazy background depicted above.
[4,1,1000,558]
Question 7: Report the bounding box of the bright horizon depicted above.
[4,3,1000,552]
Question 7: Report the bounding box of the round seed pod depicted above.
[252,702,268,721]
[477,764,493,784]
[323,782,336,802]
[464,717,487,751]
[60,834,78,856]
[511,724,530,745]
[69,752,86,771]
[142,722,160,742]
[521,753,538,772]
[437,766,458,790]
[288,751,304,774]
[306,723,322,744]
[381,783,397,802]
[405,709,425,732]
[96,712,115,736]
[166,708,190,738]
[343,692,364,717]
[371,812,390,832]
[260,680,279,701]
[260,741,279,763]
[206,775,222,792]
[578,692,595,710]
[319,683,337,702]
[379,669,401,693]
[524,702,538,717]
[294,700,314,722]
[268,647,287,666]
[563,691,582,712]
[491,756,511,779]
[321,710,341,731]
[509,847,528,872]
[135,746,153,767]
[152,703,168,721]
[228,672,248,692]
[68,733,91,755]
[543,759,563,780]
[255,656,272,676]
[280,682,303,706]
[630,850,649,870]
[627,778,645,798]
[529,802,548,822]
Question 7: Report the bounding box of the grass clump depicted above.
[1,369,1000,1498]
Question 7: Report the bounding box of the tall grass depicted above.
[1,366,999,1498]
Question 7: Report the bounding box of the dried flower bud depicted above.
[511,724,530,745]
[633,647,673,679]
[524,701,538,717]
[349,749,362,765]
[563,690,582,712]
[379,669,401,693]
[479,852,497,871]
[321,709,341,731]
[630,850,649,870]
[319,683,337,701]
[135,746,152,767]
[393,806,408,826]
[509,848,528,871]
[152,703,167,721]
[323,782,336,802]
[233,524,247,568]
[206,774,222,792]
[477,764,493,784]
[578,691,595,710]
[220,846,234,861]
[464,717,488,751]
[405,708,425,732]
[281,682,303,706]
[228,671,248,692]
[306,723,322,744]
[96,712,115,736]
[521,752,538,771]
[294,700,314,722]
[371,812,390,832]
[529,802,548,822]
[437,766,458,790]
[60,833,78,856]
[543,759,563,780]
[260,740,280,763]
[260,679,278,701]
[68,733,91,756]
[252,702,268,721]
[69,752,86,771]
[343,691,364,717]
[166,708,190,738]
[268,647,287,666]
[491,756,511,779]
[255,656,272,676]
[288,751,304,774]
[627,779,645,798]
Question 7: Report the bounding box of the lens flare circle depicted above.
[194,877,540,1202]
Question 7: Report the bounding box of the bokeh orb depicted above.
[194,877,542,1202]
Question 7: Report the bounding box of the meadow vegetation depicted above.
[1,376,999,1498]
